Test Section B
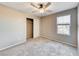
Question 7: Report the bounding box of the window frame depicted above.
[57,14,71,36]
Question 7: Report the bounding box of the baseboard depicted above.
[41,36,77,48]
[0,39,26,51]
[33,36,41,39]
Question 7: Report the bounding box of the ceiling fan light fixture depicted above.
[39,9,45,13]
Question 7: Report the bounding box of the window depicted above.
[57,15,71,35]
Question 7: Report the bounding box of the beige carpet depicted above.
[0,37,77,56]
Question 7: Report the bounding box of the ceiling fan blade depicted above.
[32,10,38,13]
[45,2,51,9]
[45,10,52,13]
[30,3,39,9]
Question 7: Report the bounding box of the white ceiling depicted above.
[0,2,78,17]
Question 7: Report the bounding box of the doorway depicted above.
[27,18,33,39]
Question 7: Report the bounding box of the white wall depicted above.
[33,19,40,38]
[78,4,79,55]
[0,5,40,50]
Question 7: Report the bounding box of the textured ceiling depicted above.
[0,2,78,17]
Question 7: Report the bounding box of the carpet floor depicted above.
[0,37,78,56]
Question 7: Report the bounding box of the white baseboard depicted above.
[33,36,41,39]
[41,36,77,48]
[0,40,26,51]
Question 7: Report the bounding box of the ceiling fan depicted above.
[30,2,52,13]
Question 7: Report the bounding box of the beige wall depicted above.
[0,5,40,50]
[40,8,77,47]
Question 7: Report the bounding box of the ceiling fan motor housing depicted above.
[39,4,43,8]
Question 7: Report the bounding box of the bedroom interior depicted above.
[0,2,78,56]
